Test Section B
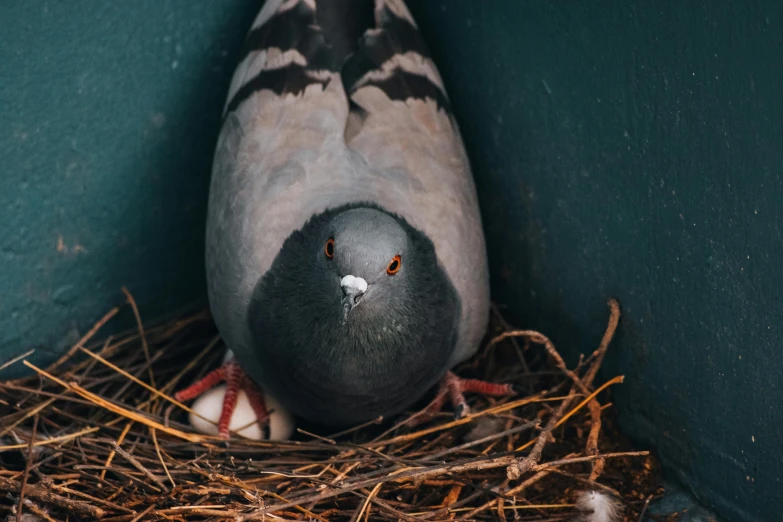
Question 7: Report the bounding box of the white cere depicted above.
[340,275,368,293]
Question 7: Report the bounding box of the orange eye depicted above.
[324,238,335,259]
[386,255,401,275]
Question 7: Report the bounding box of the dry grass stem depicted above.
[0,298,660,521]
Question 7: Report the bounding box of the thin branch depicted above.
[121,287,155,389]
[0,477,106,519]
[110,442,169,493]
[17,413,39,522]
[40,306,120,377]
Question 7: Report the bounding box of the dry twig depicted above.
[0,299,658,521]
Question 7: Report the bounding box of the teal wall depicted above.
[407,2,783,520]
[1,1,257,366]
[3,2,782,521]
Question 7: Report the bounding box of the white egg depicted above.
[188,385,295,441]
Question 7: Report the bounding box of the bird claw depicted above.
[409,371,517,426]
[174,360,269,439]
[453,402,470,420]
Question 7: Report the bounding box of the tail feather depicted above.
[224,0,336,115]
[344,0,450,111]
[315,0,375,66]
[224,0,450,118]
[342,0,450,111]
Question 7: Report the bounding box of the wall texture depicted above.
[2,1,781,520]
[407,2,783,520]
[1,1,257,369]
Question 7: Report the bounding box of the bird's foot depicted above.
[174,359,269,439]
[410,371,517,426]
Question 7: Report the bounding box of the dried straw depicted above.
[0,297,662,521]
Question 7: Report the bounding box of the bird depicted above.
[175,0,517,438]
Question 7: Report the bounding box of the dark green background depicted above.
[2,2,781,520]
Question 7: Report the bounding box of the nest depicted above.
[0,292,664,521]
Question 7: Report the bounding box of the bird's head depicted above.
[247,204,460,425]
[328,207,413,325]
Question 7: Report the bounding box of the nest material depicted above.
[0,294,664,521]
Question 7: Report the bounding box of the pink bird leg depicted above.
[411,371,517,426]
[174,359,269,439]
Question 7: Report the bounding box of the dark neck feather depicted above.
[246,203,460,425]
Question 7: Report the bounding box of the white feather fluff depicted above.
[574,490,623,522]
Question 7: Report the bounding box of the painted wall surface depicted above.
[407,2,783,520]
[2,1,782,520]
[1,1,258,369]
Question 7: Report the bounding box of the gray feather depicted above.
[206,0,489,419]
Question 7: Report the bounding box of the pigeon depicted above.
[175,0,516,437]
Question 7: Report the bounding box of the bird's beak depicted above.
[340,275,367,324]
